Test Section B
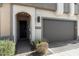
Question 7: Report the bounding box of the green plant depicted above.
[32,40,42,47]
[32,40,46,47]
[0,40,15,56]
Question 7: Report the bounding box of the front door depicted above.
[19,21,27,40]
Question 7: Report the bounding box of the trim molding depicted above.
[12,3,57,12]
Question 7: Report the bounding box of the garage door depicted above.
[43,19,76,42]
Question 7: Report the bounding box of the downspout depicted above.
[0,7,1,37]
[0,4,3,38]
[0,6,1,37]
[10,4,14,41]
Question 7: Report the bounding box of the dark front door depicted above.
[19,21,27,39]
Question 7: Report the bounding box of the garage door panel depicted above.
[43,19,75,42]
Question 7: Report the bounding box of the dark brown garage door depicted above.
[43,18,77,42]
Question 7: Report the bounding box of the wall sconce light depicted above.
[37,16,40,23]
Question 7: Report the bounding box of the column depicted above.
[57,3,64,15]
[70,3,75,16]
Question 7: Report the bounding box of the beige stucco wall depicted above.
[0,3,79,41]
[0,4,11,37]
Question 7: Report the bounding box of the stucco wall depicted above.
[0,3,79,42]
[0,4,11,37]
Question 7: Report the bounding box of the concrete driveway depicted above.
[49,48,79,56]
[48,40,79,56]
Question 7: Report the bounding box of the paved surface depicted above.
[16,40,79,56]
[16,39,32,54]
[16,49,53,56]
[49,48,79,56]
[48,40,79,54]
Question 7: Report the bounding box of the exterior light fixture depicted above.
[37,16,40,23]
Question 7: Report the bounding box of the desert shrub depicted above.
[36,42,48,55]
[0,40,15,56]
[32,40,48,55]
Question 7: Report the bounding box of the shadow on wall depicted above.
[0,36,13,41]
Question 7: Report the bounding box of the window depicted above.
[64,3,70,13]
[74,3,79,15]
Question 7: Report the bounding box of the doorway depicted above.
[19,21,27,41]
[16,12,31,54]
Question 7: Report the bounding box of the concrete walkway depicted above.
[16,39,32,54]
[49,48,79,56]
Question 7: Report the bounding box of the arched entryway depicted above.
[16,12,31,54]
[16,12,31,41]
